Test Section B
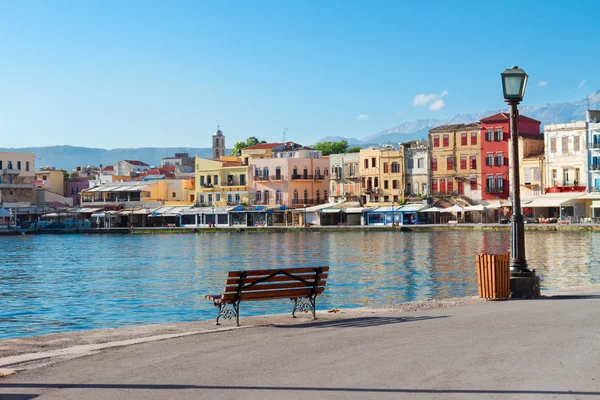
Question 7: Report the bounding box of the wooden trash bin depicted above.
[476,254,510,299]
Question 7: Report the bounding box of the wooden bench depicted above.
[205,266,329,326]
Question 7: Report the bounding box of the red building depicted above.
[479,112,541,201]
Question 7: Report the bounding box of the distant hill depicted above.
[0,146,217,170]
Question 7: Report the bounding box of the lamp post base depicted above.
[510,274,541,298]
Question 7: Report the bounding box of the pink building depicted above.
[246,143,330,207]
[66,177,93,206]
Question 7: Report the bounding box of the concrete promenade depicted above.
[1,287,600,399]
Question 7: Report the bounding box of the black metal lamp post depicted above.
[501,66,532,277]
[212,205,215,227]
[303,204,307,227]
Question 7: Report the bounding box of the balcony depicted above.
[330,172,339,179]
[253,176,270,181]
[485,186,504,194]
[291,174,313,180]
[1,169,20,175]
[591,143,600,149]
[591,165,600,171]
[291,199,328,206]
[314,174,325,180]
[270,175,283,181]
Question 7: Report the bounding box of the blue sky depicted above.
[0,0,599,149]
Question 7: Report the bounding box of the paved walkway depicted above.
[1,289,600,399]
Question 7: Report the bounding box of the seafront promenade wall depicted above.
[4,223,600,235]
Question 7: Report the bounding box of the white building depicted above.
[400,140,428,197]
[544,121,587,189]
[329,152,360,203]
[587,110,600,191]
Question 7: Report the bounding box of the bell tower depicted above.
[212,125,225,159]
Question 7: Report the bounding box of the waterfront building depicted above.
[400,140,429,199]
[587,110,600,192]
[0,152,36,204]
[428,124,481,202]
[544,121,587,192]
[34,169,65,196]
[246,142,330,208]
[479,112,541,201]
[161,152,194,168]
[328,152,360,203]
[66,177,94,206]
[359,144,405,205]
[195,158,249,206]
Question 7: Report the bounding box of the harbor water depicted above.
[1,230,600,339]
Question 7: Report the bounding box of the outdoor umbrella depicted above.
[421,206,444,224]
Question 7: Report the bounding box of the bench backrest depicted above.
[220,266,329,303]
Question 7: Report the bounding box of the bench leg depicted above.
[215,302,239,326]
[291,296,317,320]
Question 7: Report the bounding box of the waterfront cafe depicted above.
[522,192,586,222]
[147,205,194,227]
[318,202,365,226]
[180,206,234,227]
[228,205,273,227]
[364,203,428,226]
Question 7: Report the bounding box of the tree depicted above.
[231,137,267,156]
[312,139,361,156]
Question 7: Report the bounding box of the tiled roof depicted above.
[102,166,114,172]
[480,112,540,124]
[243,143,284,150]
[123,160,150,166]
[429,124,468,133]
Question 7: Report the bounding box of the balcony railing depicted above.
[291,174,313,180]
[0,183,33,189]
[314,174,325,180]
[291,199,328,205]
[591,143,600,149]
[253,176,269,181]
[485,186,504,194]
[591,165,600,171]
[270,175,283,181]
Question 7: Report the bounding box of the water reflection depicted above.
[1,230,599,339]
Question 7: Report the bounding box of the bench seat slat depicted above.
[239,287,325,301]
[227,267,329,277]
[224,281,327,293]
[225,273,328,286]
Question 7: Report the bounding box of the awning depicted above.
[523,193,584,208]
[320,208,342,213]
[344,207,366,213]
[91,211,106,218]
[398,204,427,212]
[149,206,193,216]
[421,207,444,213]
[444,205,464,213]
[464,204,485,212]
[77,207,102,213]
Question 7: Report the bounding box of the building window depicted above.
[235,194,240,204]
[71,187,75,195]
[264,190,269,204]
[214,175,219,185]
[573,136,580,152]
[255,167,261,178]
[486,175,494,192]
[486,129,493,142]
[550,138,557,153]
[460,156,467,170]
[303,189,308,204]
[417,158,424,168]
[407,159,414,169]
[383,162,389,173]
[216,193,221,202]
[391,162,400,173]
[276,190,281,204]
[470,156,477,169]
[432,158,438,171]
[496,175,504,192]
[524,168,532,184]
[432,179,438,193]
[227,194,232,204]
[486,153,494,167]
[263,168,269,180]
[446,157,454,170]
[443,134,449,147]
[324,190,328,199]
[495,128,503,141]
[316,190,320,203]
[496,152,503,166]
[42,175,47,180]
[324,168,328,176]
[575,168,580,184]
[384,180,389,189]
[240,174,246,185]
[275,166,281,179]
[392,180,398,189]
[364,159,368,169]
[447,179,454,193]
[461,133,467,146]
[562,137,568,154]
[199,195,205,204]
[371,157,376,168]
[552,169,557,184]
[172,192,176,198]
[433,135,440,147]
[200,176,205,186]
[26,162,30,172]
[374,177,379,188]
[256,191,261,203]
[471,132,477,145]
[470,177,477,190]
[563,169,569,185]
[17,161,21,170]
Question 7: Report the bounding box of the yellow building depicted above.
[429,123,482,200]
[359,145,405,204]
[35,170,65,196]
[195,158,249,206]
